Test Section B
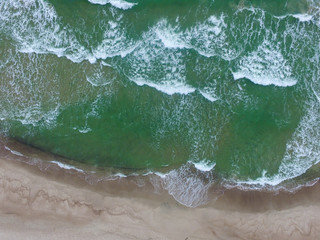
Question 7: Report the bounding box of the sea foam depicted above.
[154,16,238,60]
[0,0,137,65]
[133,78,196,95]
[233,98,320,188]
[199,90,218,102]
[4,146,24,157]
[88,0,137,10]
[160,163,214,207]
[233,40,297,87]
[51,161,84,173]
[291,13,313,22]
[188,160,216,172]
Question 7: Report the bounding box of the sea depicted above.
[1,0,320,207]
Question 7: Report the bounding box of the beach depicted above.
[1,0,320,239]
[0,143,320,240]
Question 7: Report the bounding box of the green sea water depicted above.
[1,0,320,187]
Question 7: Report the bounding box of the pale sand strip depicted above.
[0,157,320,240]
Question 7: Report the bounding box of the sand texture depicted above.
[0,156,319,240]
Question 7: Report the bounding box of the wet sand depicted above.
[0,141,320,240]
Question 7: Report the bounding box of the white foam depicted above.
[4,146,24,157]
[78,128,92,133]
[160,164,214,207]
[234,99,320,188]
[101,61,112,67]
[0,0,137,65]
[232,72,297,87]
[142,171,153,176]
[113,172,127,177]
[185,14,239,60]
[291,13,313,22]
[275,13,313,22]
[122,23,199,96]
[155,22,187,49]
[92,42,138,60]
[154,172,169,178]
[188,160,216,172]
[0,46,63,128]
[88,0,136,10]
[134,78,196,95]
[199,89,218,102]
[138,163,216,207]
[150,16,239,60]
[0,0,88,63]
[233,40,297,87]
[8,104,61,127]
[142,171,168,178]
[19,46,67,58]
[312,85,320,103]
[50,160,84,173]
[91,17,139,61]
[278,100,320,179]
[86,73,113,87]
[207,15,223,35]
[235,170,285,187]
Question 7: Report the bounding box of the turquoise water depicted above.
[1,0,320,189]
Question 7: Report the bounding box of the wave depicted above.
[4,137,320,208]
[50,160,84,173]
[1,0,301,96]
[133,78,196,95]
[188,160,216,172]
[1,0,320,208]
[227,98,320,188]
[199,89,218,102]
[0,0,90,63]
[26,155,320,207]
[232,40,297,87]
[121,19,225,98]
[4,146,24,157]
[142,97,320,197]
[279,99,320,179]
[88,0,137,10]
[151,163,215,207]
[1,0,314,67]
[291,13,313,22]
[154,16,239,60]
[0,0,137,64]
[1,104,61,128]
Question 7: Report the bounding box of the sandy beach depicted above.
[0,141,319,240]
[2,0,320,239]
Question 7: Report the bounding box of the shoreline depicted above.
[0,140,320,239]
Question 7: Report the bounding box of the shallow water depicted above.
[1,0,320,200]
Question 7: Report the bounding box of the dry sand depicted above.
[0,144,320,240]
